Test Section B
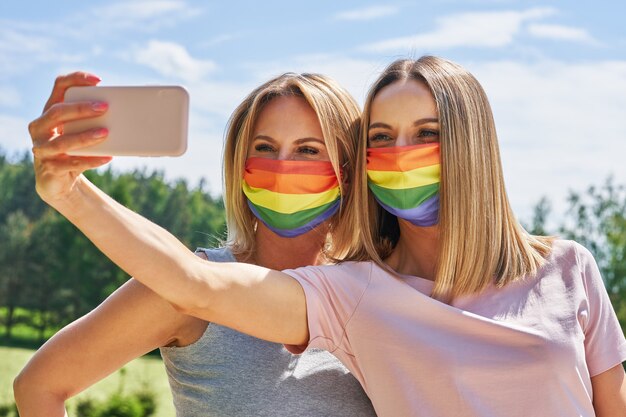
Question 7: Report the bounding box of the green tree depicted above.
[0,151,46,222]
[0,149,226,340]
[0,211,32,338]
[528,177,626,331]
[559,178,626,329]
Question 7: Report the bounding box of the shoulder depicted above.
[194,247,236,263]
[286,261,374,286]
[543,239,593,269]
[539,239,603,297]
[282,261,374,310]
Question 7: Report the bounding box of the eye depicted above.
[368,133,393,145]
[417,129,439,143]
[254,143,275,153]
[298,146,319,155]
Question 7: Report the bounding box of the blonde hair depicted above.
[346,56,553,301]
[222,73,361,260]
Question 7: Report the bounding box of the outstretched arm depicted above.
[27,72,309,345]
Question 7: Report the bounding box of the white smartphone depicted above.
[63,86,189,157]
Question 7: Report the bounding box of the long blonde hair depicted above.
[222,73,361,260]
[346,56,552,301]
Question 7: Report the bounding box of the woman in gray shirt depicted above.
[15,72,376,417]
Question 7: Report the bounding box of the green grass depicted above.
[0,346,174,417]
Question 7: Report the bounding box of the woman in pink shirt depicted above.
[284,56,626,416]
[23,56,626,416]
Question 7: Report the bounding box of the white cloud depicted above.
[96,0,191,20]
[527,24,600,45]
[0,26,84,76]
[198,33,241,48]
[135,40,217,82]
[0,1,203,77]
[0,27,54,74]
[333,5,399,21]
[59,0,202,38]
[360,7,556,52]
[0,27,53,54]
[92,0,201,30]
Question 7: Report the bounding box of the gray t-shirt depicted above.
[159,247,376,417]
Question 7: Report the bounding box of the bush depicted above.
[135,391,157,417]
[0,403,18,417]
[95,394,143,417]
[75,398,98,417]
[71,390,157,417]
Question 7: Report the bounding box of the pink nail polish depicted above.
[85,73,101,82]
[93,128,108,138]
[92,102,108,111]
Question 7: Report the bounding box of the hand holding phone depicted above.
[63,86,189,157]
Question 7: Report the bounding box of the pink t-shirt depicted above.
[283,240,626,417]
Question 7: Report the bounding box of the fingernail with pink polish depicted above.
[93,128,108,138]
[92,102,108,111]
[85,73,101,82]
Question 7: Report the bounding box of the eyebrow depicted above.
[368,118,439,131]
[253,135,276,142]
[294,137,324,145]
[253,135,324,144]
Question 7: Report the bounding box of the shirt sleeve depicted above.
[576,243,626,376]
[281,262,371,355]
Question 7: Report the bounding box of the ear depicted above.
[339,160,350,186]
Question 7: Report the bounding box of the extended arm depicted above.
[14,279,205,417]
[51,177,308,344]
[27,72,309,346]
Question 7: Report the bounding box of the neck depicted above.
[239,222,329,270]
[386,219,439,281]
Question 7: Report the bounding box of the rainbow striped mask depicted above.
[367,143,440,226]
[242,157,341,237]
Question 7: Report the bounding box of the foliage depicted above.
[0,211,32,339]
[134,390,157,417]
[74,391,157,417]
[94,395,143,417]
[72,368,158,417]
[528,176,626,331]
[0,150,225,341]
[76,398,99,417]
[0,345,173,417]
[0,403,18,417]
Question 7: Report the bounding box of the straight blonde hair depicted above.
[345,56,553,301]
[222,73,361,260]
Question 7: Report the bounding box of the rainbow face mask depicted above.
[242,157,341,238]
[367,143,440,226]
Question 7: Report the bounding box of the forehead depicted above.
[370,79,437,121]
[252,95,324,138]
[256,95,315,122]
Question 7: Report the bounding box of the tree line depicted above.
[0,150,225,342]
[0,149,624,342]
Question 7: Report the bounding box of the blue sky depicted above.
[1,0,625,221]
